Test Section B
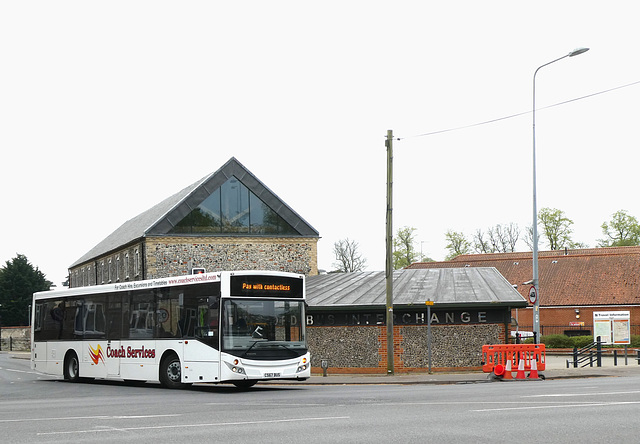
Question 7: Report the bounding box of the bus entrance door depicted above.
[104,340,120,377]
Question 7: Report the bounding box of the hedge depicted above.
[539,334,640,349]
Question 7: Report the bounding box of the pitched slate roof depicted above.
[306,268,527,309]
[70,157,319,268]
[406,247,640,307]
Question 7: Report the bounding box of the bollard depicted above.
[321,359,329,377]
[614,349,618,366]
[625,345,629,366]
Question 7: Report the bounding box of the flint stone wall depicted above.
[307,323,503,371]
[146,237,318,277]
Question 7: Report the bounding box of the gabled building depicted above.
[406,247,640,336]
[69,158,320,287]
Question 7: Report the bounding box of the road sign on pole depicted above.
[528,286,537,304]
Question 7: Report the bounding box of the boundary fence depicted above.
[517,325,640,337]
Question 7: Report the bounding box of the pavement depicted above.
[296,353,640,385]
[6,350,640,385]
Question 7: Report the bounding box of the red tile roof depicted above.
[406,247,640,307]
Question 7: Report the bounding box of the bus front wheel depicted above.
[159,354,184,389]
[233,380,257,389]
[63,352,80,382]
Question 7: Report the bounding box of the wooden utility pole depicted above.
[385,129,394,375]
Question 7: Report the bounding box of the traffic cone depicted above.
[529,358,539,379]
[503,359,513,380]
[515,354,526,380]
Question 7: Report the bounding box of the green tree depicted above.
[445,230,471,260]
[393,226,419,269]
[332,238,367,272]
[0,254,51,326]
[538,207,576,250]
[598,210,640,247]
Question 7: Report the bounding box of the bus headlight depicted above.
[297,364,308,373]
[225,361,245,375]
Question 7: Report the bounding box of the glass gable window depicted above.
[170,176,298,235]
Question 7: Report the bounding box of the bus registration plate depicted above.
[264,372,281,377]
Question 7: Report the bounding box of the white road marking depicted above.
[522,390,640,398]
[473,401,640,412]
[0,414,181,423]
[37,416,351,435]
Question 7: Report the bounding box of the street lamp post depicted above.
[532,47,589,343]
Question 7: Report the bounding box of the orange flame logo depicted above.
[89,344,105,365]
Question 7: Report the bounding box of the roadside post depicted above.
[426,300,434,373]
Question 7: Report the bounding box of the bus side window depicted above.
[130,291,155,339]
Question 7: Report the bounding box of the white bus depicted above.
[31,270,310,388]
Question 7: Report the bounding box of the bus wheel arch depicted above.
[63,350,80,382]
[159,351,185,389]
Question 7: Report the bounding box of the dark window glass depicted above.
[80,295,107,340]
[174,189,222,234]
[106,293,125,340]
[33,282,222,345]
[169,176,298,236]
[221,178,249,233]
[34,298,81,341]
[249,193,297,234]
[178,284,220,338]
[129,291,155,339]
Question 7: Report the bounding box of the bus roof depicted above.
[33,270,304,301]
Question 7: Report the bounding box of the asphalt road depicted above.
[2,352,640,443]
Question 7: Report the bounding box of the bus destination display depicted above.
[230,275,303,298]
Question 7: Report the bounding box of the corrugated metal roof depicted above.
[306,268,527,309]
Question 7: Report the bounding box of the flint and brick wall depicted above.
[69,236,318,287]
[69,243,144,288]
[145,236,318,278]
[307,323,504,374]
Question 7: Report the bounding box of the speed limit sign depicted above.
[528,286,537,304]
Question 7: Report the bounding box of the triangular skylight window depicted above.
[169,176,298,235]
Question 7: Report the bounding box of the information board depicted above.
[593,311,630,345]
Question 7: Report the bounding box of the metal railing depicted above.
[569,336,602,368]
[517,324,640,336]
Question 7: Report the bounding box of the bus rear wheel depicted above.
[63,352,80,382]
[159,354,184,389]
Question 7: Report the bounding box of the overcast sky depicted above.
[2,1,639,286]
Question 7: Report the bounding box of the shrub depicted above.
[541,334,640,349]
[540,334,573,349]
[571,335,594,349]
